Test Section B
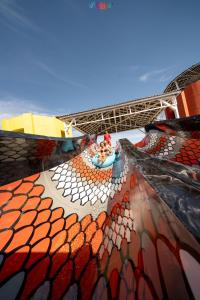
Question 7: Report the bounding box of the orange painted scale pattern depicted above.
[136,132,200,167]
[0,168,199,299]
[0,118,200,300]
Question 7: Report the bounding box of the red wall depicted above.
[165,80,200,119]
[165,107,176,120]
[182,80,200,116]
[176,93,186,117]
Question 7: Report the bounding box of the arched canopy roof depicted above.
[164,62,200,93]
[57,92,179,135]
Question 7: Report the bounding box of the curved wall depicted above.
[177,80,200,117]
[165,80,200,119]
[0,120,200,299]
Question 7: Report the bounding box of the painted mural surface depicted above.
[0,116,200,300]
[135,115,200,167]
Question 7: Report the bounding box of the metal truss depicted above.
[164,62,200,93]
[57,92,179,135]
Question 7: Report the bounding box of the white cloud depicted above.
[139,73,150,82]
[0,96,57,128]
[139,67,173,83]
[0,0,40,33]
[35,60,88,89]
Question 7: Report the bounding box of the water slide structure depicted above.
[0,115,200,300]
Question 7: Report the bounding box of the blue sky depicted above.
[0,0,200,142]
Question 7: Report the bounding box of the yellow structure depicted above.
[1,113,72,138]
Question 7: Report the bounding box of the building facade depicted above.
[1,113,72,138]
[164,62,200,119]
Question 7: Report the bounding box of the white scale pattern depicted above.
[99,208,134,258]
[50,149,129,206]
[139,133,178,159]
